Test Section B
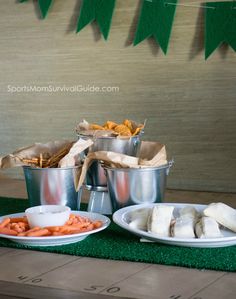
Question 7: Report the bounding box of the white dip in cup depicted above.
[25,205,71,228]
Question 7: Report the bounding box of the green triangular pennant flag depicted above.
[205,1,236,59]
[19,0,53,19]
[134,0,178,54]
[38,0,53,19]
[77,0,116,40]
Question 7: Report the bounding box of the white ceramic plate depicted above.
[113,203,236,248]
[0,211,110,247]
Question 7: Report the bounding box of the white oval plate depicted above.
[0,211,110,247]
[113,203,236,248]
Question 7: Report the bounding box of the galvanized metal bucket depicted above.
[78,134,142,190]
[23,166,82,210]
[105,162,173,211]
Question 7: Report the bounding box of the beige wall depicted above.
[0,0,236,192]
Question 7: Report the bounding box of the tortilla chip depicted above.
[123,119,133,131]
[103,121,118,130]
[114,124,132,136]
[77,119,144,137]
[132,127,142,136]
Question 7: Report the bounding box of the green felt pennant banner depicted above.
[134,0,178,54]
[19,0,53,19]
[205,1,236,59]
[77,0,116,40]
[38,0,53,19]
[18,0,236,59]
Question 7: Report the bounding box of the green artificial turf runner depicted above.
[0,197,235,272]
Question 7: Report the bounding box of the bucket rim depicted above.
[104,162,172,172]
[77,133,141,140]
[22,165,81,171]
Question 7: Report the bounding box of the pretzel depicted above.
[21,143,73,168]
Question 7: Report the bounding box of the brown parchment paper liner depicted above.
[76,141,167,190]
[76,119,145,139]
[0,140,72,169]
[0,139,93,169]
[59,139,93,167]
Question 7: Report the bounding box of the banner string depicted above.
[145,0,236,10]
[165,2,215,9]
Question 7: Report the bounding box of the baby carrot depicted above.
[93,221,103,229]
[0,218,11,228]
[25,226,41,236]
[83,223,94,231]
[66,224,94,234]
[0,214,103,237]
[0,227,18,236]
[18,222,29,230]
[59,223,92,233]
[27,229,50,237]
[46,226,61,233]
[65,219,73,225]
[76,215,89,223]
[9,217,27,223]
[72,218,79,225]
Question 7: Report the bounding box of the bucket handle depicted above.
[166,159,174,175]
[101,162,108,177]
[133,138,140,147]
